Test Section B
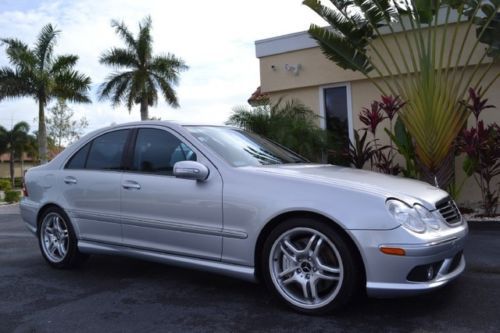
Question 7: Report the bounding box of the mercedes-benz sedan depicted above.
[20,121,467,314]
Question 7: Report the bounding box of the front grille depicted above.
[435,197,462,225]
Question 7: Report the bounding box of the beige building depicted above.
[254,24,500,204]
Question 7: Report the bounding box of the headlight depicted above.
[386,199,441,233]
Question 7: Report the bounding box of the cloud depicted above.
[0,0,324,134]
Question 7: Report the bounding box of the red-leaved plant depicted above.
[457,88,499,216]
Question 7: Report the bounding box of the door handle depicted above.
[122,180,141,190]
[64,176,77,184]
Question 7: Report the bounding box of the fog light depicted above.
[407,262,442,282]
[426,266,434,280]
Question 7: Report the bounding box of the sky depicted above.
[0,0,325,134]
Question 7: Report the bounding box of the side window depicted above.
[65,143,91,169]
[86,130,129,171]
[132,129,196,176]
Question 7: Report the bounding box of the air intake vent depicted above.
[435,198,462,225]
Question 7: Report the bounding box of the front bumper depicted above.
[350,222,468,297]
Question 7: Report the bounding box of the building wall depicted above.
[0,162,36,180]
[258,24,500,205]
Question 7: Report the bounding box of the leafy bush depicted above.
[0,179,12,192]
[5,190,20,203]
[227,99,327,161]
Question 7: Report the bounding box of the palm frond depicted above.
[50,55,78,74]
[1,38,37,69]
[126,72,142,110]
[35,24,59,70]
[98,71,133,103]
[137,16,153,65]
[100,48,138,68]
[152,73,178,107]
[150,54,188,84]
[0,67,35,101]
[308,24,373,73]
[53,69,91,103]
[111,19,137,49]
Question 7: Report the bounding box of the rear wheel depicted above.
[38,207,88,268]
[262,218,361,314]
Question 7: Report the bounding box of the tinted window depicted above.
[65,143,90,169]
[185,126,306,167]
[324,86,349,166]
[132,129,196,175]
[86,130,129,170]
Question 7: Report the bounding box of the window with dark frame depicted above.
[324,86,350,166]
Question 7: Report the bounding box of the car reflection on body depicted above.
[20,121,467,314]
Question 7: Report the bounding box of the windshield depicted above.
[185,126,308,167]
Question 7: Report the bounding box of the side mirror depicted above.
[173,161,210,181]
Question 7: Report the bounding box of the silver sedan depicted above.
[20,121,467,314]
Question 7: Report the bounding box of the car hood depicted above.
[242,164,449,209]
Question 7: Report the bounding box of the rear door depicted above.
[120,127,223,260]
[60,129,130,244]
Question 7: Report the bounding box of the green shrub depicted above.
[5,190,20,203]
[0,179,12,192]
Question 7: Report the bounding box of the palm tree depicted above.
[99,16,188,120]
[0,121,32,187]
[0,24,92,163]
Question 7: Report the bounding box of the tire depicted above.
[37,207,88,269]
[261,217,362,314]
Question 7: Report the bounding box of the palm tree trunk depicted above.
[9,149,15,189]
[38,102,48,163]
[140,98,148,121]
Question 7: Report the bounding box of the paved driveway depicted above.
[1,204,499,332]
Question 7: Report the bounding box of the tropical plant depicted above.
[385,117,419,178]
[457,88,499,215]
[46,99,89,149]
[0,24,91,163]
[227,99,327,161]
[304,0,500,188]
[345,129,374,169]
[99,16,188,120]
[0,121,33,187]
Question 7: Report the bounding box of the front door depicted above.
[120,127,223,260]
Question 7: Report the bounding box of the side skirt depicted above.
[78,240,257,283]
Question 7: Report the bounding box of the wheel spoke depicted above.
[48,241,58,255]
[282,275,296,286]
[301,280,310,299]
[303,234,318,253]
[316,271,340,281]
[317,259,340,274]
[309,280,319,301]
[278,266,297,278]
[57,241,67,257]
[313,238,323,256]
[60,230,69,240]
[280,240,299,262]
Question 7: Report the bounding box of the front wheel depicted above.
[262,218,362,314]
[38,207,88,268]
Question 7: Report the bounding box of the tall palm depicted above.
[0,24,92,163]
[99,16,188,120]
[0,121,32,187]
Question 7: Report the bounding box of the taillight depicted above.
[22,182,28,197]
[22,170,28,197]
